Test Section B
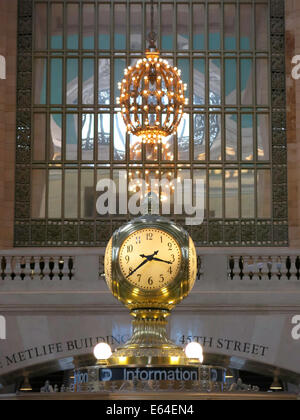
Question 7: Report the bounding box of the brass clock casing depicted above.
[104,214,198,367]
[105,214,196,313]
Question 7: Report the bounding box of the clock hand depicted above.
[140,251,159,261]
[127,258,149,279]
[152,257,172,265]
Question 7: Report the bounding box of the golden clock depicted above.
[104,213,198,367]
[105,215,197,312]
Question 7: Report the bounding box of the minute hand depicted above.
[126,258,149,279]
[152,257,172,265]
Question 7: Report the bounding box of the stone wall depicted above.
[0,0,17,248]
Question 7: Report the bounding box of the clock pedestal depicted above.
[107,309,189,367]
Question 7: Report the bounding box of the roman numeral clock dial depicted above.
[119,229,182,291]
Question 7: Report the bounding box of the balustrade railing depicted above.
[0,256,75,281]
[228,255,300,281]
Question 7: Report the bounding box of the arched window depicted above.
[15,0,287,247]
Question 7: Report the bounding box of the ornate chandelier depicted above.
[117,1,188,145]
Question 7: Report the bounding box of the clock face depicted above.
[118,228,182,291]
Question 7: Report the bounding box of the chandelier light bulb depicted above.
[93,343,112,361]
[185,342,204,363]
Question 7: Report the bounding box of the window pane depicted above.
[257,114,270,161]
[193,59,205,105]
[177,4,189,50]
[225,59,237,105]
[225,115,238,161]
[66,114,78,161]
[33,114,46,161]
[82,4,95,49]
[50,3,63,49]
[178,59,190,98]
[257,170,271,218]
[50,114,62,161]
[130,4,142,50]
[67,3,79,50]
[81,170,95,218]
[209,170,222,218]
[194,114,206,161]
[65,170,78,219]
[209,4,221,50]
[241,114,253,161]
[256,59,269,105]
[224,4,236,50]
[225,170,239,218]
[178,114,190,160]
[256,4,268,50]
[241,170,255,218]
[48,170,62,218]
[240,4,253,50]
[66,59,78,105]
[161,4,174,50]
[130,135,142,161]
[114,114,125,161]
[98,59,110,105]
[193,4,205,50]
[241,59,253,105]
[210,114,222,161]
[82,59,94,105]
[114,59,126,101]
[35,3,47,50]
[82,114,94,161]
[31,170,46,219]
[209,59,221,105]
[50,59,63,105]
[34,58,47,105]
[98,114,110,161]
[194,170,207,215]
[114,4,126,50]
[98,4,110,50]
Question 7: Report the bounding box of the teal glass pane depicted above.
[82,59,94,105]
[209,5,221,50]
[114,59,126,100]
[50,59,63,104]
[67,4,79,50]
[193,4,205,50]
[178,59,190,98]
[240,4,253,50]
[162,4,174,50]
[177,4,189,50]
[114,4,126,50]
[83,4,95,49]
[240,59,253,105]
[66,114,78,160]
[34,58,47,105]
[225,59,237,105]
[66,59,78,105]
[82,114,94,161]
[50,4,63,49]
[99,4,110,50]
[224,5,237,50]
[194,59,205,105]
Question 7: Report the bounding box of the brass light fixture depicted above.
[19,375,32,392]
[117,0,187,145]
